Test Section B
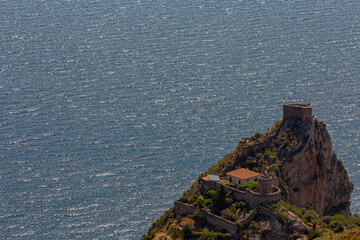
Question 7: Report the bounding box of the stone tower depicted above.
[258,174,273,195]
[283,103,312,121]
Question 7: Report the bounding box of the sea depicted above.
[0,0,359,239]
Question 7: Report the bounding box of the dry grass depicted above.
[315,229,360,240]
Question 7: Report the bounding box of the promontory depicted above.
[142,104,357,240]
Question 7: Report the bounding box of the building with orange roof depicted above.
[226,168,261,185]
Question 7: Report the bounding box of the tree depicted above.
[183,225,192,239]
[213,185,227,215]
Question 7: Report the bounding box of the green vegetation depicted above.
[276,211,286,225]
[249,220,260,231]
[250,132,263,142]
[141,208,175,240]
[307,230,322,240]
[168,226,232,240]
[263,202,278,212]
[196,231,232,240]
[280,201,360,239]
[168,226,184,239]
[142,122,359,239]
[329,221,344,233]
[237,181,258,191]
[188,209,204,222]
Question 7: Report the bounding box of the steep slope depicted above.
[279,117,353,217]
[142,105,354,239]
[201,115,353,217]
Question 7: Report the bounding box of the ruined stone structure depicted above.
[225,184,281,209]
[258,174,273,195]
[174,201,239,235]
[283,103,312,121]
[174,201,280,237]
[201,173,281,209]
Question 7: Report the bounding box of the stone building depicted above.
[226,168,261,185]
[283,103,312,121]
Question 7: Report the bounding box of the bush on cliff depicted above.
[307,230,322,240]
[237,181,258,191]
[182,224,192,239]
[329,221,344,233]
[196,231,232,240]
[205,190,218,201]
[276,212,286,225]
[212,185,227,215]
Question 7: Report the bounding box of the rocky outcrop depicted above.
[142,105,354,239]
[283,210,309,234]
[235,116,354,217]
[279,117,353,217]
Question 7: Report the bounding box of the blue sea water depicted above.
[0,0,359,239]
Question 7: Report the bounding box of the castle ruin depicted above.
[283,103,312,121]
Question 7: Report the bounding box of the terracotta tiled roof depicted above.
[202,175,219,181]
[202,176,209,181]
[226,168,261,180]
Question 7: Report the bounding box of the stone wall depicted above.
[240,134,276,157]
[174,201,238,235]
[237,206,278,227]
[204,211,239,235]
[174,201,197,215]
[201,180,219,191]
[283,104,312,121]
[223,185,281,208]
[174,201,280,236]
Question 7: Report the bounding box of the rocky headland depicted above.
[142,104,355,240]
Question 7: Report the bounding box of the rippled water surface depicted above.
[1,0,359,239]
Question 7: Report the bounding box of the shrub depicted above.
[204,199,213,206]
[197,231,232,240]
[269,165,280,176]
[249,220,259,231]
[194,195,205,208]
[167,227,183,239]
[282,201,303,217]
[329,221,344,233]
[221,208,232,220]
[237,181,258,190]
[189,195,198,204]
[251,132,263,141]
[303,210,320,223]
[277,212,286,225]
[245,159,258,169]
[350,214,360,228]
[220,176,229,181]
[320,221,328,229]
[233,201,247,211]
[322,215,333,224]
[206,190,218,200]
[333,214,349,226]
[307,230,322,240]
[182,225,192,239]
[212,185,227,215]
[188,209,204,222]
[264,202,278,212]
[179,195,188,203]
[263,148,277,160]
[239,230,249,238]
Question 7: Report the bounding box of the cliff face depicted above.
[279,117,353,217]
[142,109,355,239]
[196,114,353,217]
